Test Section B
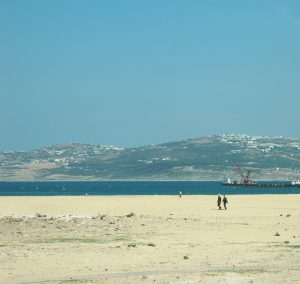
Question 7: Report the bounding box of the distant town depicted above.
[0,134,299,181]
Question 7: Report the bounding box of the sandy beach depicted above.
[0,195,300,283]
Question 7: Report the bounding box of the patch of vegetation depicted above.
[126,212,135,217]
[287,245,300,249]
[205,268,265,276]
[56,280,97,284]
[37,236,128,244]
[271,242,300,250]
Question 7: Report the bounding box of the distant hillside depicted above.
[1,135,300,181]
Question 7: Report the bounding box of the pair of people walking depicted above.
[217,194,228,210]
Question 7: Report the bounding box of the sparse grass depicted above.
[204,268,265,276]
[36,236,128,244]
[40,279,97,283]
[272,243,300,250]
[287,245,300,249]
[56,280,97,284]
[36,213,47,218]
[94,213,106,220]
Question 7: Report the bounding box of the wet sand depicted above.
[0,195,300,283]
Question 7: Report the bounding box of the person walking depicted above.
[217,194,222,209]
[223,195,228,210]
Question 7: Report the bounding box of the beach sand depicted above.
[0,195,300,283]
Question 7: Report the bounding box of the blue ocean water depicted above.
[0,181,299,196]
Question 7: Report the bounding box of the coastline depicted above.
[1,195,300,283]
[0,178,296,182]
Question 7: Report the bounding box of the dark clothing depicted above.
[223,196,228,210]
[217,196,222,209]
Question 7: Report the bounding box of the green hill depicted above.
[1,135,300,181]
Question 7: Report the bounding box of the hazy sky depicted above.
[1,0,300,151]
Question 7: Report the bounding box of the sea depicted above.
[0,181,299,196]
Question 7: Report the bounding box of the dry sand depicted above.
[0,195,299,284]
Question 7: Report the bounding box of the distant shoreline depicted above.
[0,179,293,182]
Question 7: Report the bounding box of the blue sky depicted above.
[1,0,300,151]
